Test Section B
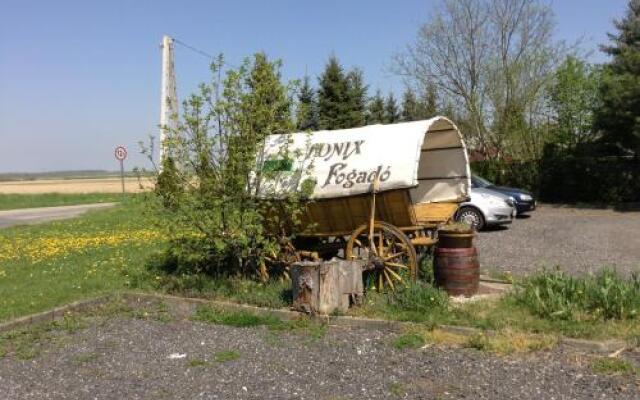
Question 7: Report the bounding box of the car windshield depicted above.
[472,175,493,188]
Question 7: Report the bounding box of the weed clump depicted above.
[511,268,640,321]
[591,357,638,376]
[386,282,450,318]
[392,333,425,350]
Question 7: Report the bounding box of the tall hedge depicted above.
[471,156,640,204]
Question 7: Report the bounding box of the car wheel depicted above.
[456,206,485,231]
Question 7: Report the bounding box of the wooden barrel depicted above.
[434,247,479,297]
[437,231,474,248]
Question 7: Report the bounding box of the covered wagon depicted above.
[257,116,471,289]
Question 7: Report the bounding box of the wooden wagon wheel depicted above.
[346,221,417,291]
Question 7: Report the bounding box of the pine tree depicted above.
[594,0,640,155]
[384,92,400,123]
[295,75,318,131]
[422,84,438,118]
[367,90,386,124]
[345,68,368,127]
[401,88,419,121]
[317,56,350,130]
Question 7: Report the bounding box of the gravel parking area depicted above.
[476,205,640,277]
[1,316,638,400]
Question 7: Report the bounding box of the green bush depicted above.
[144,53,313,280]
[511,268,640,321]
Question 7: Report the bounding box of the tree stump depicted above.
[290,258,364,315]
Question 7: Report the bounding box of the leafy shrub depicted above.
[143,53,312,280]
[512,268,640,321]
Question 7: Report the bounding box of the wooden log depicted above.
[291,259,364,315]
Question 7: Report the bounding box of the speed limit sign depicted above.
[115,146,127,161]
[114,146,127,195]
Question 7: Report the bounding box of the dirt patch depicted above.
[0,178,152,194]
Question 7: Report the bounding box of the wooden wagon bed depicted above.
[301,189,459,248]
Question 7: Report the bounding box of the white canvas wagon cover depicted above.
[257,116,471,204]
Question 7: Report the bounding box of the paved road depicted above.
[0,203,117,229]
[476,205,640,276]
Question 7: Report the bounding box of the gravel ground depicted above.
[475,205,640,277]
[1,317,638,400]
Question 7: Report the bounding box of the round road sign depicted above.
[115,146,127,161]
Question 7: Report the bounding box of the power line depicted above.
[171,37,238,69]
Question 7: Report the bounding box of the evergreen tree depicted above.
[401,88,419,121]
[317,56,350,129]
[345,68,368,127]
[422,84,438,118]
[295,75,318,131]
[366,90,386,124]
[243,52,292,138]
[594,0,640,155]
[384,92,400,123]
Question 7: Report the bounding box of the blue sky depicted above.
[0,0,630,172]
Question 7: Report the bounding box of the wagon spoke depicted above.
[383,269,395,290]
[385,267,404,283]
[384,261,408,269]
[384,252,405,261]
[346,222,417,292]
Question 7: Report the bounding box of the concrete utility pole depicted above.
[159,35,178,169]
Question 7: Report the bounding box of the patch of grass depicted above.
[214,350,241,363]
[450,297,640,341]
[148,263,292,309]
[421,328,470,347]
[284,317,328,340]
[463,331,556,355]
[511,268,640,320]
[353,282,450,325]
[351,271,640,342]
[464,333,490,351]
[0,314,88,360]
[0,197,165,322]
[131,301,172,323]
[388,382,405,397]
[482,268,515,283]
[392,333,425,350]
[0,193,130,211]
[72,352,99,364]
[193,305,284,328]
[591,357,639,376]
[187,358,209,368]
[192,305,327,340]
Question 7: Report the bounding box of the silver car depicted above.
[455,187,516,230]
